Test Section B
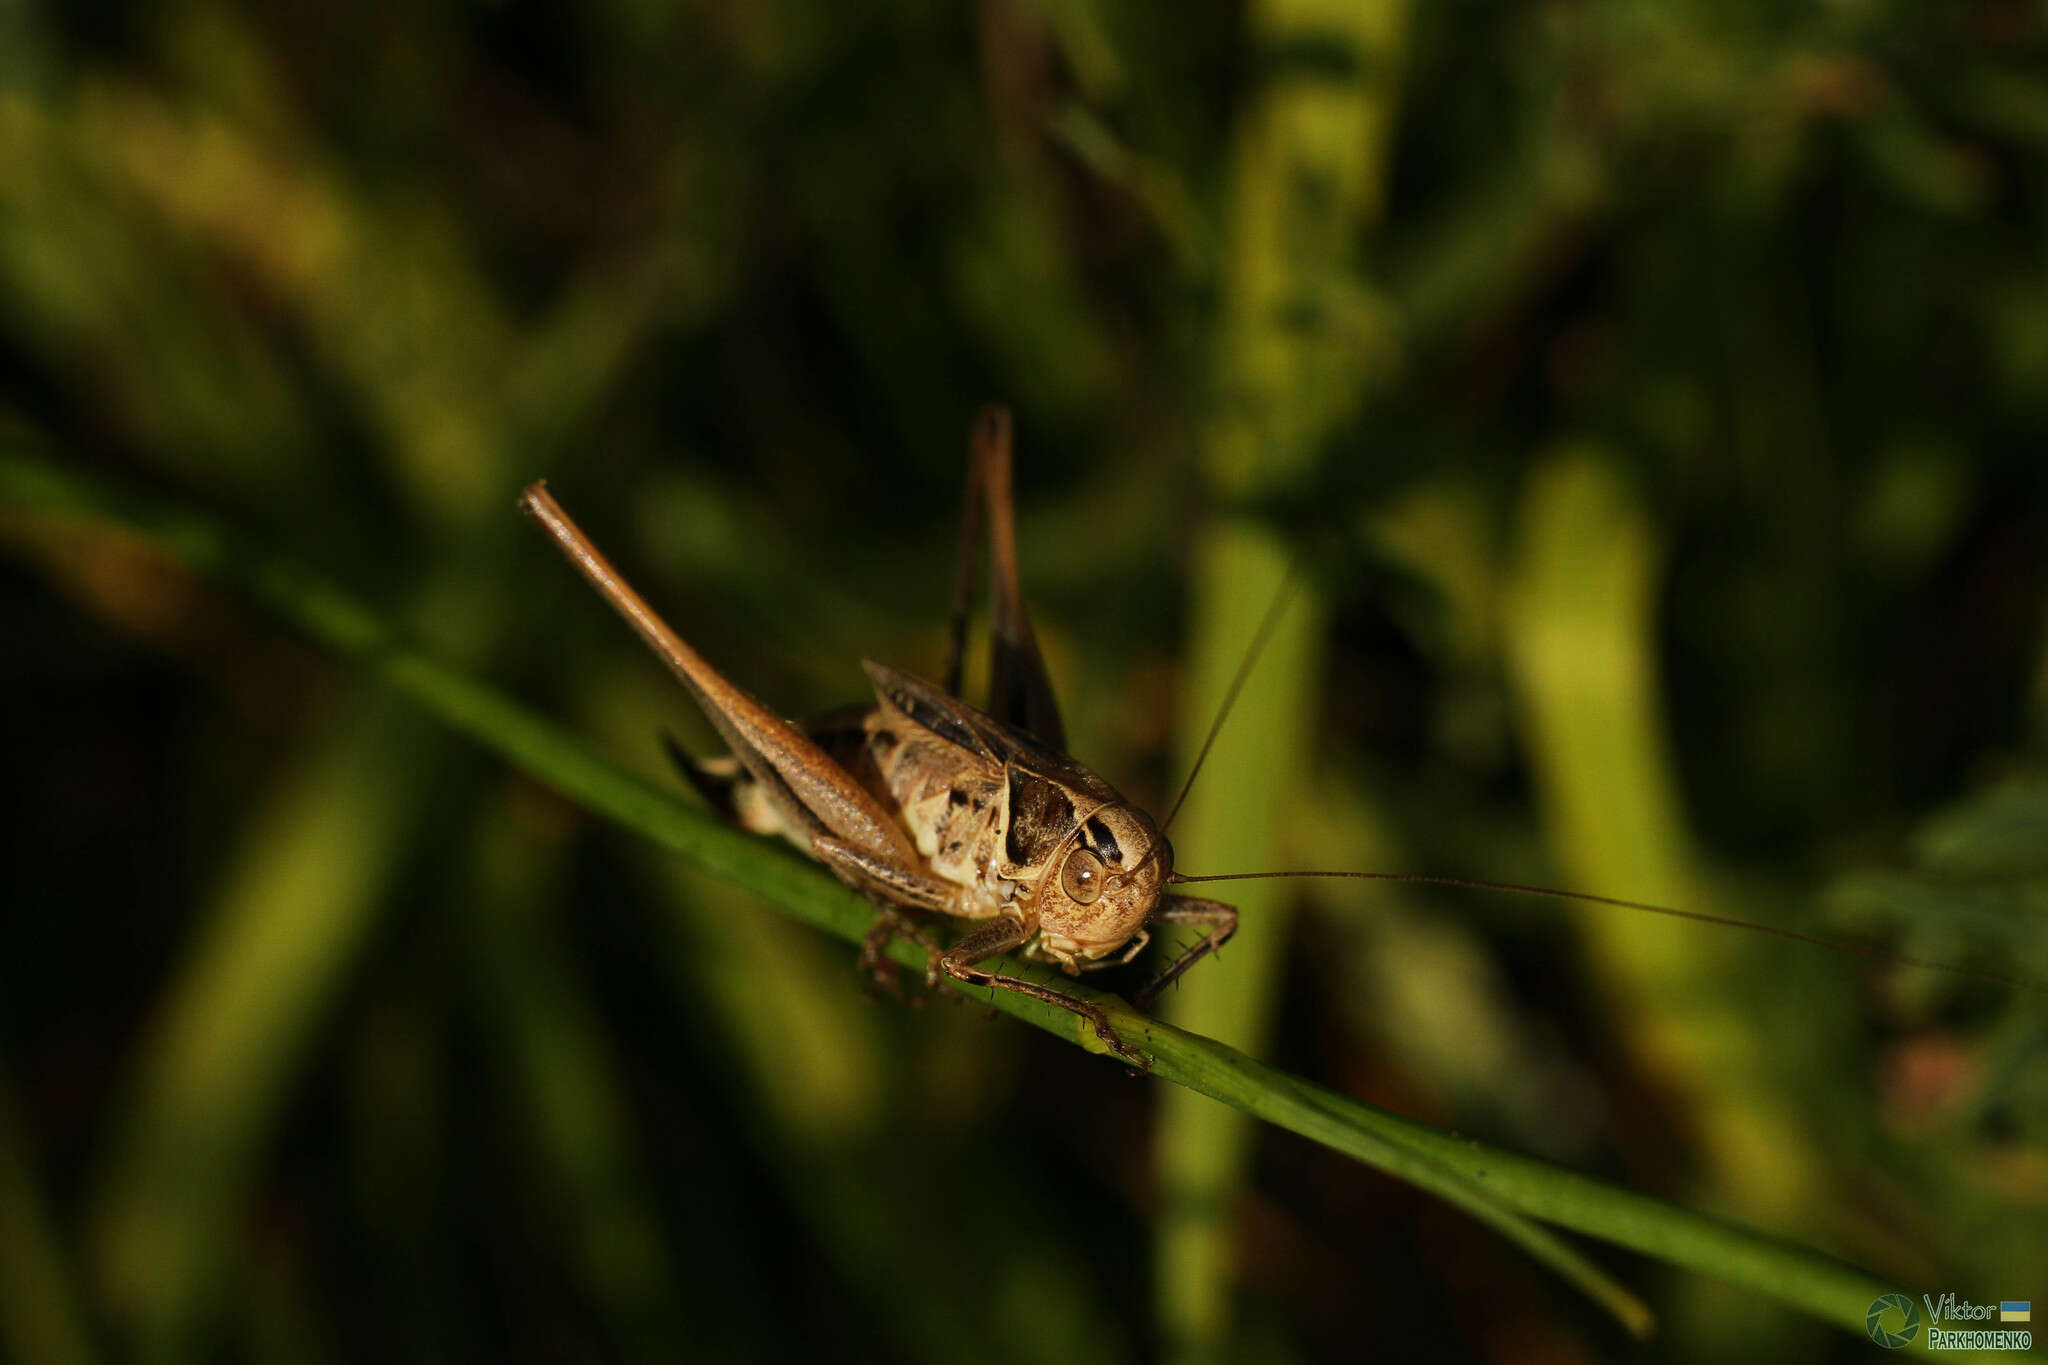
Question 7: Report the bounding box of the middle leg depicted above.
[933,917,1149,1068]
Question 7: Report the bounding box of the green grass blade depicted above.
[1501,451,1826,1216]
[0,448,1920,1346]
[461,800,691,1362]
[1163,0,1412,1354]
[88,700,427,1356]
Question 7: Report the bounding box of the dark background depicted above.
[2,1,2045,1361]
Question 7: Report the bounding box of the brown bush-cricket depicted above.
[520,407,2037,1067]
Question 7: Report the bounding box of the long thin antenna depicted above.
[1160,567,1302,833]
[1167,868,2044,994]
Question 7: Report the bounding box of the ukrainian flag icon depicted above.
[2001,1301,2031,1323]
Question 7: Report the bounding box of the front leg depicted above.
[1131,897,1238,1008]
[934,917,1150,1068]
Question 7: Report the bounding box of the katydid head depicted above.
[1032,805,1171,967]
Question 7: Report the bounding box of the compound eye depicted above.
[1060,848,1105,904]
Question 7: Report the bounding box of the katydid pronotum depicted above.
[520,407,2032,1068]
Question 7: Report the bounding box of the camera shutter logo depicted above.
[1866,1293,1921,1349]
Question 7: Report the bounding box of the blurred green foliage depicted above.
[2,1,2045,1362]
